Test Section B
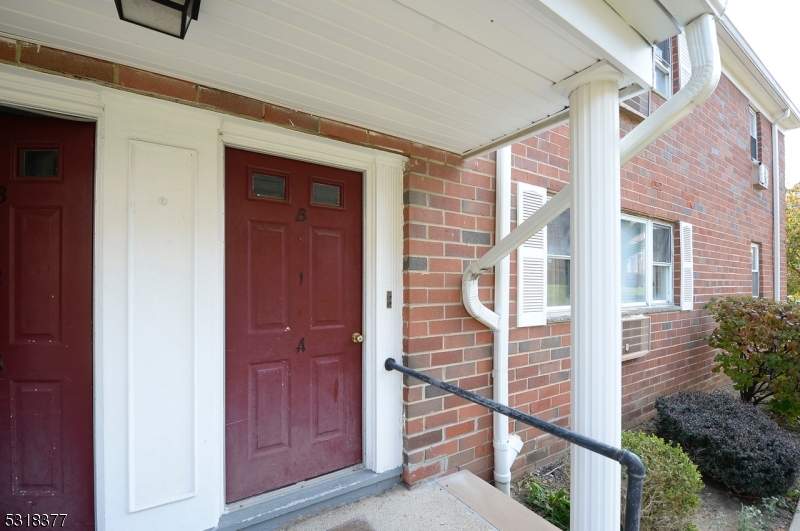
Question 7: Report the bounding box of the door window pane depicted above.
[19,149,59,177]
[622,219,646,304]
[252,173,286,200]
[547,258,570,307]
[312,182,342,207]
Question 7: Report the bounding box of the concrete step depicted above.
[438,471,560,531]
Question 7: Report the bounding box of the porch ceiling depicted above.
[1,0,693,154]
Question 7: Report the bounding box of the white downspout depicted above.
[462,13,722,332]
[492,147,523,494]
[774,109,790,301]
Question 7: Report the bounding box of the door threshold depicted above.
[215,466,402,531]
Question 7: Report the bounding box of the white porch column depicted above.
[559,64,624,530]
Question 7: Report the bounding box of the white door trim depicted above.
[219,118,405,475]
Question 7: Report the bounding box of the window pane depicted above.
[653,265,670,301]
[252,173,286,199]
[752,271,759,297]
[547,209,570,256]
[621,219,646,304]
[547,258,570,307]
[751,245,759,271]
[655,68,670,97]
[312,182,342,206]
[20,149,58,177]
[653,224,671,263]
[655,40,671,65]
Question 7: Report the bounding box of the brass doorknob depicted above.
[351,333,363,343]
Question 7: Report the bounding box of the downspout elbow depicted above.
[621,13,721,165]
[462,265,500,331]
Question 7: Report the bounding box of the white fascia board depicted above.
[605,0,682,44]
[524,0,654,91]
[717,17,800,129]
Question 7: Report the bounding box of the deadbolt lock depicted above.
[351,333,363,343]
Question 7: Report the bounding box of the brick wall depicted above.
[401,73,784,485]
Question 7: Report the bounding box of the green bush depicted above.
[621,431,703,531]
[705,296,800,419]
[655,390,800,497]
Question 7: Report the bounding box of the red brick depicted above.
[20,43,113,82]
[411,143,447,163]
[425,410,460,429]
[369,131,411,154]
[198,86,263,118]
[117,66,196,101]
[427,440,459,459]
[402,462,441,485]
[445,420,475,439]
[263,103,318,132]
[319,118,368,144]
[0,39,16,62]
[404,336,443,353]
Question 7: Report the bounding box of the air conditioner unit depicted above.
[622,315,651,361]
[752,161,769,190]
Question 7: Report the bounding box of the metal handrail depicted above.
[384,358,645,531]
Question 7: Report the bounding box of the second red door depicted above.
[225,148,363,503]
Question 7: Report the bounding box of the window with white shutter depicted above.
[680,221,694,310]
[517,183,547,326]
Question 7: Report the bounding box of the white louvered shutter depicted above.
[517,183,547,326]
[678,32,692,89]
[680,221,694,310]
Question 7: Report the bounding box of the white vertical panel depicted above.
[128,140,197,511]
[365,157,404,473]
[680,221,694,310]
[98,91,223,531]
[516,183,547,327]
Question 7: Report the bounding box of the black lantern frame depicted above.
[114,0,201,40]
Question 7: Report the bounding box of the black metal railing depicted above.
[384,358,645,531]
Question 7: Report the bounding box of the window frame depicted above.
[620,214,674,309]
[543,212,674,313]
[751,243,760,297]
[653,39,673,99]
[749,107,759,162]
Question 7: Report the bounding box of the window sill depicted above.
[545,304,683,324]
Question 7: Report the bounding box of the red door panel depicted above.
[225,148,363,503]
[0,116,95,530]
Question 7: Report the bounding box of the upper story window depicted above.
[654,39,672,98]
[749,107,759,162]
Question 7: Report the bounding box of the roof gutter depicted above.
[774,109,791,301]
[462,12,722,331]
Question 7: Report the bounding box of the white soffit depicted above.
[1,0,663,154]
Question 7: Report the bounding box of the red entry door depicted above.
[0,115,95,529]
[225,148,363,502]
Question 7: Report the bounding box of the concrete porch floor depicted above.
[276,470,558,531]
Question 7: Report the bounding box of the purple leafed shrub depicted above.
[655,390,800,497]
